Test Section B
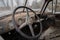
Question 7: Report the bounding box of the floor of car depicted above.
[1,29,28,40]
[0,26,60,40]
[39,26,60,40]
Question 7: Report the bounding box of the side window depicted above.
[55,0,60,12]
[47,0,60,12]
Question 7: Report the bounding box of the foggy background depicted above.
[0,0,60,17]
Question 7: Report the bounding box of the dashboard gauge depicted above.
[18,18,25,25]
[18,18,22,25]
[8,20,14,30]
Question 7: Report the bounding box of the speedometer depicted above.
[18,18,22,25]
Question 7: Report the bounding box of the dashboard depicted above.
[0,11,53,34]
[0,12,35,34]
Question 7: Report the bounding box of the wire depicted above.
[23,0,28,12]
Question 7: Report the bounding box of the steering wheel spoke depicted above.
[28,24,35,36]
[19,22,27,29]
[25,9,29,22]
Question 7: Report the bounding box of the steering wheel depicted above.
[12,6,42,39]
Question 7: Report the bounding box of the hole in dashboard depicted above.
[8,20,14,30]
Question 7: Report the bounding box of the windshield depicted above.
[0,0,43,10]
[0,0,60,17]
